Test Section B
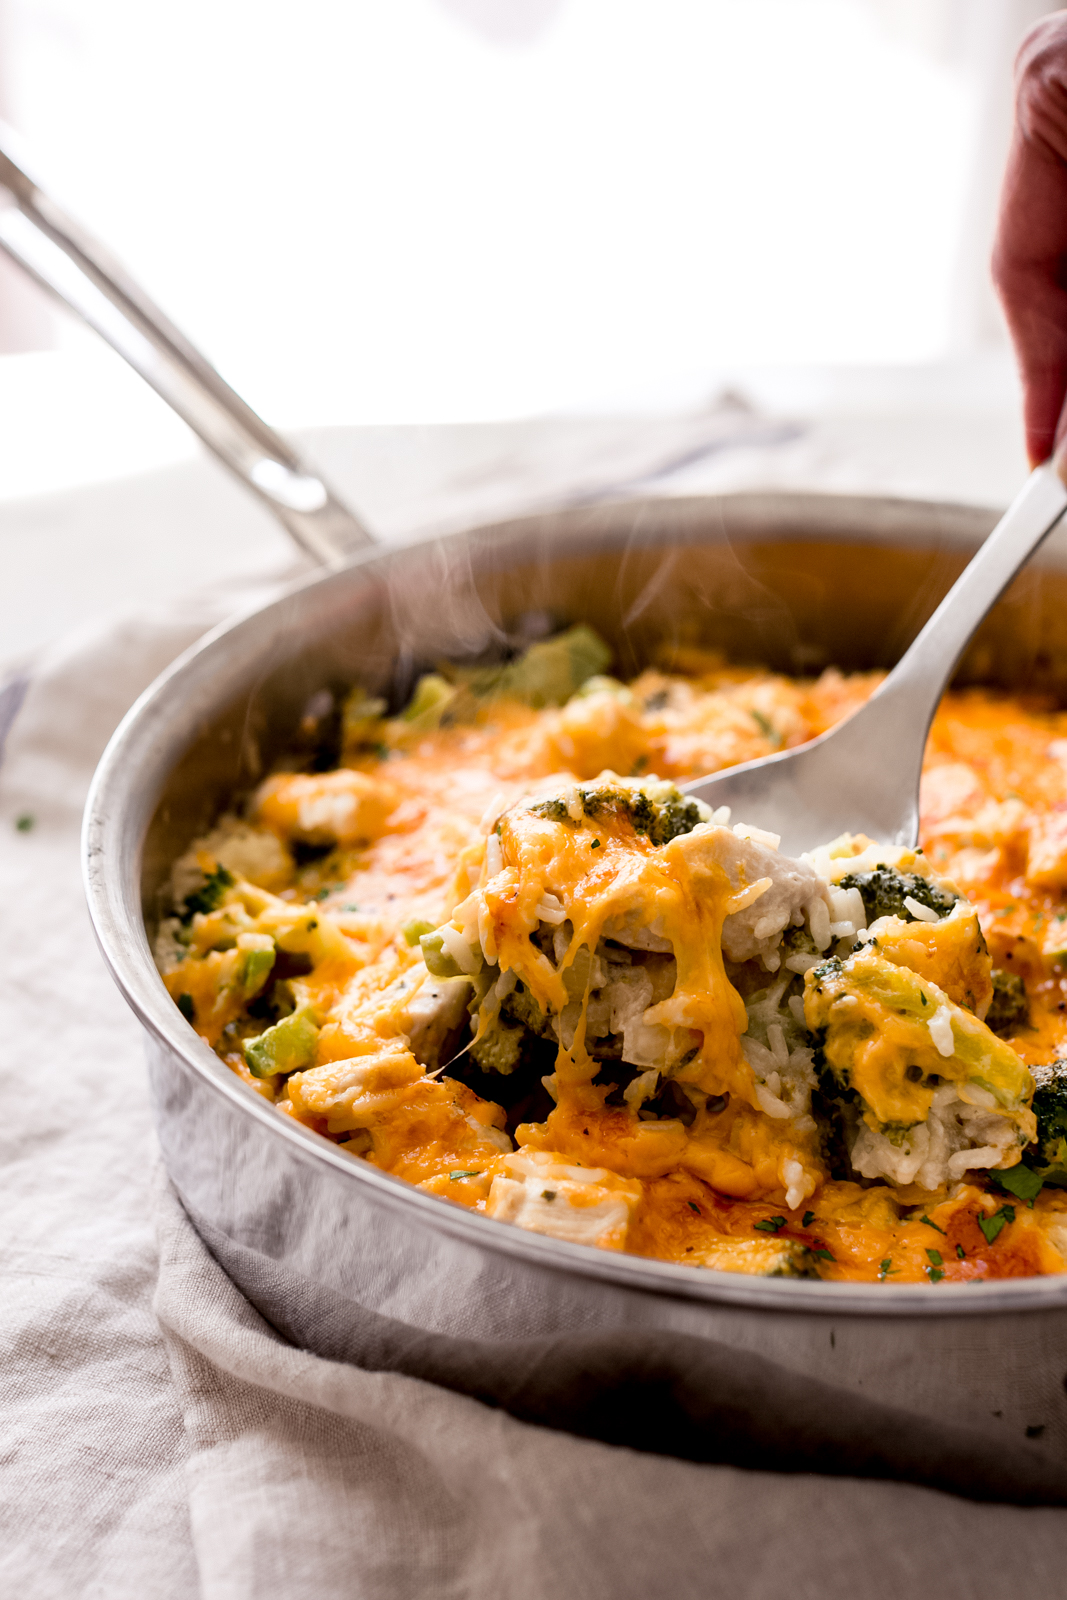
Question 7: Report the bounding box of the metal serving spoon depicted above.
[3,123,1066,858]
[685,458,1067,854]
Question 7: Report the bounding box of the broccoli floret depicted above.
[837,867,956,924]
[643,796,708,847]
[530,777,709,847]
[399,674,457,732]
[986,969,1030,1037]
[394,626,613,739]
[501,982,548,1034]
[470,1018,526,1075]
[181,864,234,922]
[493,624,611,707]
[809,956,843,983]
[528,796,572,824]
[806,949,1033,1172]
[1023,1059,1067,1185]
[454,625,613,711]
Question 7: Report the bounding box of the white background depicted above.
[0,0,1056,644]
[0,1,1055,459]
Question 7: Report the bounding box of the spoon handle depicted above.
[683,460,1067,855]
[0,123,376,565]
[834,460,1067,843]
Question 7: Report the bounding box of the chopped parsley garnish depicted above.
[751,709,775,739]
[925,1248,943,1267]
[541,1189,557,1201]
[754,1216,787,1233]
[956,1244,966,1260]
[314,886,332,901]
[802,1211,816,1227]
[590,839,601,850]
[978,1205,1016,1245]
[993,1164,1044,1202]
[687,1201,701,1215]
[926,1265,944,1283]
[449,1169,481,1180]
[15,813,34,832]
[177,993,195,1023]
[813,1247,835,1262]
[920,1215,946,1235]
[878,1259,898,1279]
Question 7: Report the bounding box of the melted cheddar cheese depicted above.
[156,644,1067,1285]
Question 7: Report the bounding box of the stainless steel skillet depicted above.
[8,126,1067,1468]
[81,488,1067,1469]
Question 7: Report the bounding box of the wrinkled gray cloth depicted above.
[4,501,1067,1598]
[155,1173,1067,1600]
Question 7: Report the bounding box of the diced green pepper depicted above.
[243,1003,320,1079]
[419,929,465,978]
[238,942,276,999]
[401,674,456,730]
[419,924,484,979]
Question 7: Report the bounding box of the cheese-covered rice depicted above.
[155,627,1067,1283]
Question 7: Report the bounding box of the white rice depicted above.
[741,973,817,1128]
[485,833,504,877]
[927,1005,955,1058]
[805,895,833,951]
[535,893,567,925]
[850,1084,1022,1189]
[733,821,781,850]
[439,922,482,974]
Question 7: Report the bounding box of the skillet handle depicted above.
[0,122,376,566]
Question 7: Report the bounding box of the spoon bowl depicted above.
[685,464,1067,855]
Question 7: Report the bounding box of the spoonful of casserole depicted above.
[684,452,1067,855]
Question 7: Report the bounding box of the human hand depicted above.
[993,11,1067,467]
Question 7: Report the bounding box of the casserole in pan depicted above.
[84,489,1067,1456]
